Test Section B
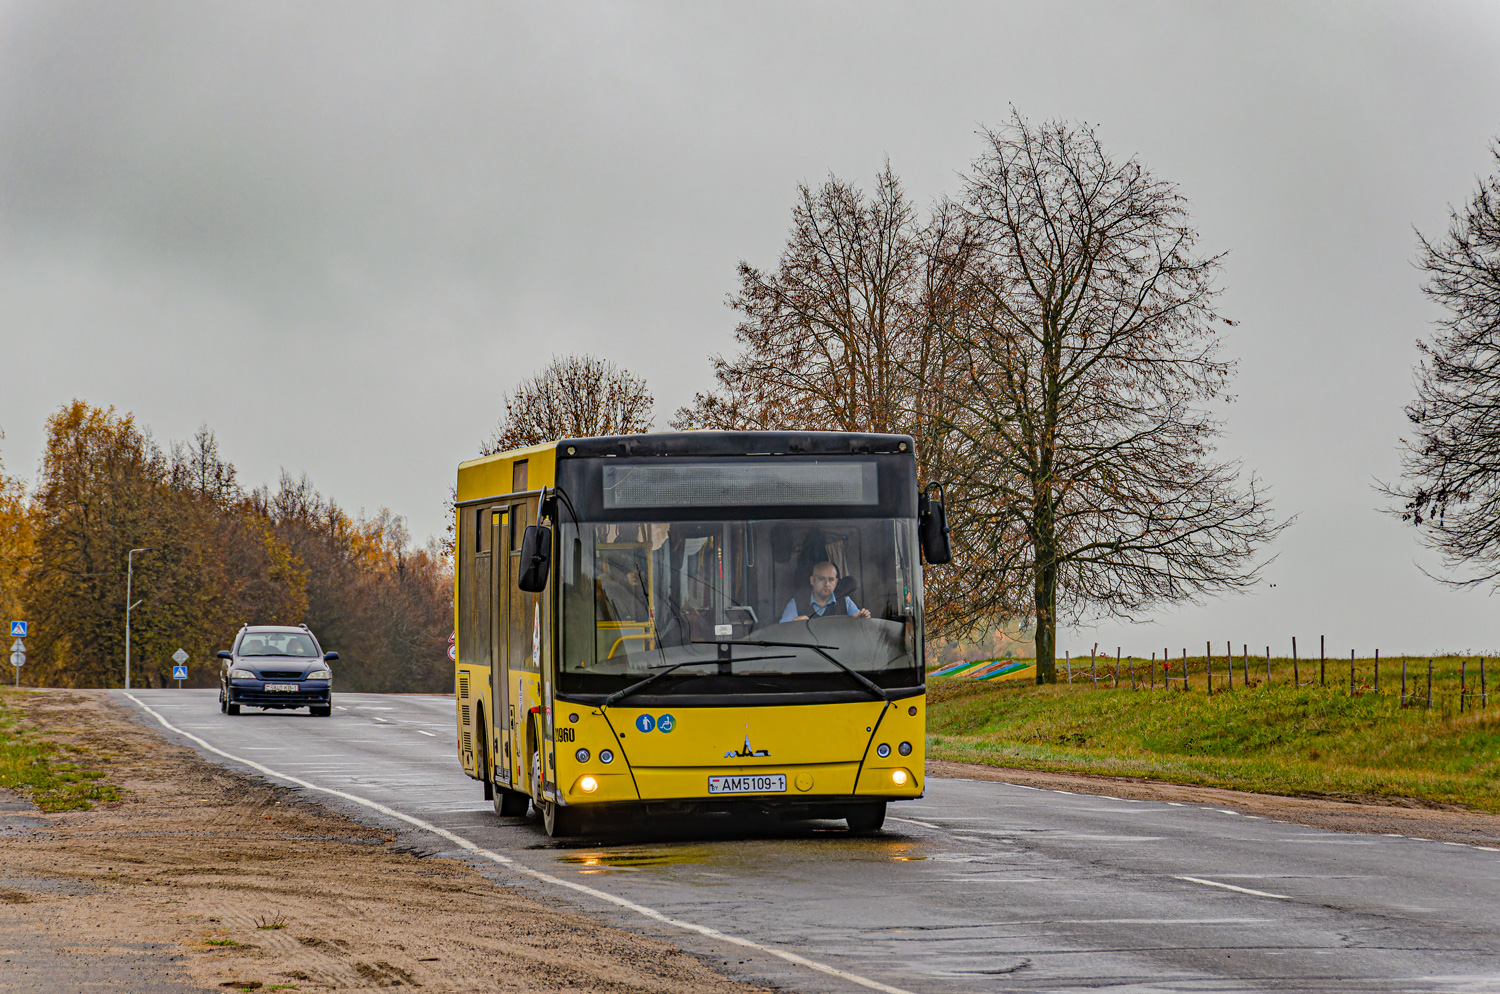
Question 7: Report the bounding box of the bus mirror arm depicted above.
[919,484,953,565]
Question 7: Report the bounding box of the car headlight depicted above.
[308,669,331,680]
[229,669,255,679]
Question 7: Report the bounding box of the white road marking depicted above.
[1176,876,1291,900]
[417,730,436,737]
[126,694,919,994]
[887,815,941,830]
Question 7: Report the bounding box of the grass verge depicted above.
[928,674,1500,811]
[0,689,120,811]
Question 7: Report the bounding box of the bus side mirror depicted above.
[517,524,553,592]
[919,490,952,565]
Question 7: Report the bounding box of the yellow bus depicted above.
[453,431,950,837]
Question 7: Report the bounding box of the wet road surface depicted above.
[119,690,1500,994]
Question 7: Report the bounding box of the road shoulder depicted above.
[0,689,772,994]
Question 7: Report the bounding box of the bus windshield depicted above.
[557,517,922,701]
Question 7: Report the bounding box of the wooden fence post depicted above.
[1206,641,1213,695]
[1461,659,1467,713]
[1427,659,1434,710]
[1293,637,1299,685]
[1320,635,1326,687]
[1351,649,1356,697]
[1243,644,1249,687]
[1091,644,1098,690]
[1150,652,1156,690]
[1226,640,1233,690]
[1066,651,1072,685]
[1265,646,1271,685]
[1483,658,1488,709]
[1114,647,1120,688]
[1402,657,1408,706]
[1375,649,1380,693]
[1182,648,1188,691]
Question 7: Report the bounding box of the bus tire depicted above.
[542,797,582,838]
[495,787,530,817]
[845,801,886,833]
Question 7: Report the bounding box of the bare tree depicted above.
[1385,142,1500,585]
[672,167,983,636]
[483,354,654,454]
[942,113,1284,682]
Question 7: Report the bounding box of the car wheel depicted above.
[311,706,331,717]
[845,801,886,833]
[219,689,227,714]
[226,702,240,716]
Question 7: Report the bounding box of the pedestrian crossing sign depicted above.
[10,621,26,638]
[173,665,188,680]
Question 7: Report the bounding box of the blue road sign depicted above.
[10,621,26,638]
[173,665,188,680]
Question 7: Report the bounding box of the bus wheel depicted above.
[845,801,886,833]
[494,787,529,817]
[542,797,582,838]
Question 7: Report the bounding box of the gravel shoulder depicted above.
[0,689,772,994]
[928,758,1500,846]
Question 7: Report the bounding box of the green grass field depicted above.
[928,655,1500,811]
[0,690,119,811]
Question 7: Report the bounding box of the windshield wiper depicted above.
[603,652,795,708]
[693,639,890,702]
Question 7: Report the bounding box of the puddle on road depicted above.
[553,837,933,873]
[558,847,715,873]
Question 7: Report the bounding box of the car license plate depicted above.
[707,773,786,794]
[264,683,299,692]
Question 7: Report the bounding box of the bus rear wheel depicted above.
[845,801,886,833]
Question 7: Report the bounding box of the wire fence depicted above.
[1046,639,1492,712]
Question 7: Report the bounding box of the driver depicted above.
[780,561,871,622]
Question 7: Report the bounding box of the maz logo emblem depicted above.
[725,729,769,758]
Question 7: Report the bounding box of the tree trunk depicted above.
[1033,563,1057,683]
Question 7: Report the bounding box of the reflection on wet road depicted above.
[123,690,1500,994]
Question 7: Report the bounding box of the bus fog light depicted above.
[575,748,590,763]
[578,775,599,793]
[898,741,912,756]
[876,743,891,758]
[891,769,910,786]
[600,749,614,764]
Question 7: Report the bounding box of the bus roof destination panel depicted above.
[602,460,877,509]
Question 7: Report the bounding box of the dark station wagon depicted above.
[217,624,338,716]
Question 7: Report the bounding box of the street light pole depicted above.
[125,547,156,690]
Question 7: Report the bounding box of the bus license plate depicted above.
[264,683,299,692]
[708,774,786,794]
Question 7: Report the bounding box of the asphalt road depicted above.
[119,690,1500,994]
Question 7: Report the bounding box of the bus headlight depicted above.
[599,749,614,764]
[575,748,590,763]
[876,743,891,758]
[891,769,910,786]
[578,775,599,793]
[898,741,912,756]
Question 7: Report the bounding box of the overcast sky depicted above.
[2,1,1498,656]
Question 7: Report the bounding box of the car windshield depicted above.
[238,632,319,657]
[557,517,922,699]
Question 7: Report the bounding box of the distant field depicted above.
[926,655,1500,812]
